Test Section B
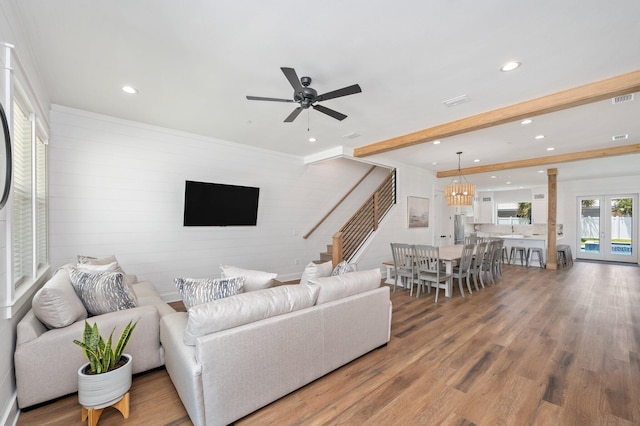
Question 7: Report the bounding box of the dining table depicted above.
[382,243,468,298]
[436,244,465,298]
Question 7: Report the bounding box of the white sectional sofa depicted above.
[160,268,392,426]
[15,262,175,408]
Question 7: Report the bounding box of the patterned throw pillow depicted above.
[331,260,356,276]
[175,276,244,309]
[69,269,137,316]
[77,255,138,304]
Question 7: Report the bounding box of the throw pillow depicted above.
[77,255,138,304]
[32,266,88,329]
[299,260,333,285]
[220,265,277,292]
[69,269,137,315]
[330,260,356,276]
[184,284,320,345]
[175,276,244,309]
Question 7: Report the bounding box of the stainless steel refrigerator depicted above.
[454,214,465,244]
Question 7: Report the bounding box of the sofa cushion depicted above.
[219,265,277,292]
[77,254,138,303]
[309,268,381,305]
[183,284,320,346]
[299,260,333,285]
[330,260,357,276]
[175,277,244,309]
[69,269,137,315]
[31,267,88,329]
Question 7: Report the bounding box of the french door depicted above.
[577,194,637,263]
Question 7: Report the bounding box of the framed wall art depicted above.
[407,196,429,228]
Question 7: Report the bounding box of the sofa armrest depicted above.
[16,305,163,408]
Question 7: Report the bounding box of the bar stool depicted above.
[527,248,546,268]
[556,245,573,268]
[510,247,527,266]
[501,246,510,263]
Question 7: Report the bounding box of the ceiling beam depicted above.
[436,144,640,178]
[354,69,640,158]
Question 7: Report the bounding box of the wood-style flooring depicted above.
[17,260,640,425]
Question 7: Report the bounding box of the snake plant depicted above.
[73,319,138,374]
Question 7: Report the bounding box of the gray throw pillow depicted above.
[69,269,137,316]
[175,276,244,309]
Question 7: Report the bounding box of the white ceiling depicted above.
[10,0,640,191]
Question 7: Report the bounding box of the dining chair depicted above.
[469,241,487,290]
[491,239,505,280]
[414,244,452,303]
[481,240,497,285]
[390,243,416,294]
[451,243,475,297]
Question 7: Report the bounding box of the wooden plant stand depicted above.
[81,392,129,426]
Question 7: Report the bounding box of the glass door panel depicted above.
[577,195,637,263]
[579,197,601,257]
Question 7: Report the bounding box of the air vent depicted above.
[612,93,635,104]
[533,193,546,200]
[482,197,492,202]
[342,132,360,139]
[612,134,629,141]
[443,94,470,107]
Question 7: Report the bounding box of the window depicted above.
[11,93,48,288]
[496,202,531,225]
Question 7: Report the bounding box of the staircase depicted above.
[316,168,396,266]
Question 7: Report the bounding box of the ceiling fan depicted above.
[246,67,362,122]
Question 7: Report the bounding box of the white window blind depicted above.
[12,101,34,286]
[36,135,48,270]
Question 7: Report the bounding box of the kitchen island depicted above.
[499,234,546,267]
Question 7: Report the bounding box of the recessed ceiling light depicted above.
[433,140,441,145]
[535,134,545,140]
[521,119,533,125]
[490,175,497,179]
[122,85,138,95]
[546,147,555,151]
[500,61,521,72]
[506,181,512,185]
[432,162,438,165]
[537,170,544,173]
[474,159,480,163]
[308,137,317,143]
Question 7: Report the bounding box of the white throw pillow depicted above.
[175,276,244,309]
[32,266,88,329]
[220,265,277,292]
[183,284,320,345]
[309,268,381,305]
[299,260,333,285]
[69,269,137,316]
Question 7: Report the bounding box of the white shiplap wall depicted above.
[48,105,408,300]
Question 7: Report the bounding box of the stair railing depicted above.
[332,168,396,265]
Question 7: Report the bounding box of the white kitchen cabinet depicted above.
[532,192,547,224]
[474,196,494,223]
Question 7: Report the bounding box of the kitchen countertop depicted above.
[498,234,546,240]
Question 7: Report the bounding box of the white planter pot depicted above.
[77,354,132,409]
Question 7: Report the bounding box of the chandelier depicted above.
[444,151,475,206]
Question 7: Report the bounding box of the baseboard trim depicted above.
[1,391,20,426]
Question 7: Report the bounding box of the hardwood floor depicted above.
[17,261,640,425]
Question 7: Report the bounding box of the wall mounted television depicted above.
[183,180,260,226]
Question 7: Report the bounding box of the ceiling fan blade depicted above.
[281,67,303,93]
[246,95,293,103]
[284,107,303,122]
[315,84,362,102]
[313,104,347,121]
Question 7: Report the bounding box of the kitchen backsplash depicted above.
[470,223,547,236]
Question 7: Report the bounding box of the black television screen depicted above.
[183,180,260,226]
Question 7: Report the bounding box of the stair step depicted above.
[319,252,332,262]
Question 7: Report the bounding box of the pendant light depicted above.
[445,151,475,206]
